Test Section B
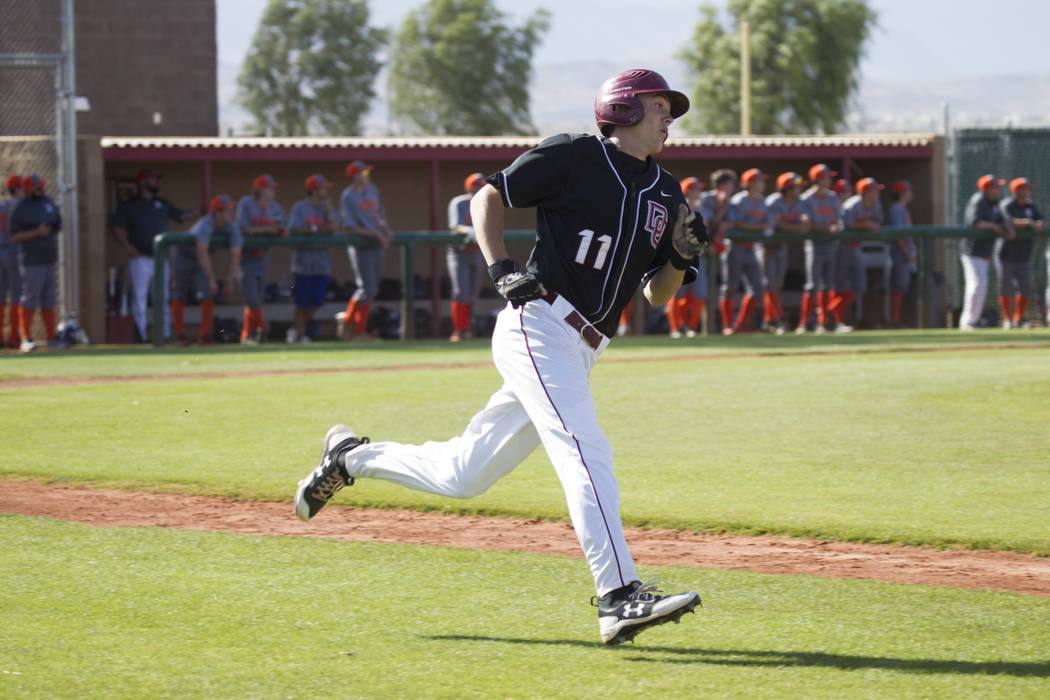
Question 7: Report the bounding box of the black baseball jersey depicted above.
[489,133,696,337]
[962,191,1005,258]
[10,194,61,266]
[1000,197,1043,262]
[110,194,186,256]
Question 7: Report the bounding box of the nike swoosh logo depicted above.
[660,191,671,197]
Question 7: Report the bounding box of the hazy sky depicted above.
[217,0,1050,83]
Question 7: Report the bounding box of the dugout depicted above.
[95,133,945,341]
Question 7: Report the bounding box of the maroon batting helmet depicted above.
[594,69,689,136]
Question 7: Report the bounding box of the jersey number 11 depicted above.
[574,229,613,271]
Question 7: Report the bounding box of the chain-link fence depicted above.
[0,0,79,336]
[947,127,1050,326]
[0,0,60,194]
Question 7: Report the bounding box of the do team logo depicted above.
[644,200,668,247]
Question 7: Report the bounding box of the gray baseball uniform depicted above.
[0,195,22,316]
[763,192,809,298]
[722,190,766,303]
[173,212,244,302]
[341,183,386,302]
[447,192,485,306]
[838,194,882,295]
[288,199,335,278]
[800,187,840,293]
[887,201,914,293]
[235,195,285,309]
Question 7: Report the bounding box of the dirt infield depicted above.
[2,480,1048,597]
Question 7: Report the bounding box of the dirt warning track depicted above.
[2,480,1047,597]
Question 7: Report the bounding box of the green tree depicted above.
[388,0,550,136]
[237,0,388,136]
[678,0,876,135]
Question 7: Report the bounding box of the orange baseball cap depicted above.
[22,173,48,191]
[305,174,333,191]
[977,174,1005,190]
[464,172,485,191]
[891,180,911,194]
[740,168,766,185]
[809,164,837,181]
[855,177,884,194]
[831,178,850,194]
[5,174,22,192]
[679,176,703,194]
[253,174,279,190]
[209,194,234,212]
[1009,177,1033,193]
[345,160,374,178]
[776,172,804,190]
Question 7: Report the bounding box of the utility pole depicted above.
[740,21,751,136]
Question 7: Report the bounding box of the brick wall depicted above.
[75,0,217,136]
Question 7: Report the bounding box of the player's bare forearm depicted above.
[644,264,685,306]
[733,222,767,232]
[10,230,39,243]
[110,226,140,256]
[472,184,509,264]
[195,241,217,286]
[241,226,279,236]
[228,248,242,279]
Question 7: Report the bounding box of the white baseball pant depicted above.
[128,255,170,340]
[959,254,989,328]
[343,294,639,597]
[1045,247,1050,324]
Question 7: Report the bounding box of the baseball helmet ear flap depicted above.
[595,69,690,136]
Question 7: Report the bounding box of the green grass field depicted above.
[2,330,1050,697]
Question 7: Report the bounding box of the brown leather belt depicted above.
[540,289,604,350]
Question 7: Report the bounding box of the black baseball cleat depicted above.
[594,577,702,645]
[294,424,369,521]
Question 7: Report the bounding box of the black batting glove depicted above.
[671,203,709,260]
[488,258,546,308]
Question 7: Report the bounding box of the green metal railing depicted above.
[150,230,537,346]
[152,226,1049,346]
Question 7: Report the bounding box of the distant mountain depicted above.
[217,59,1050,137]
[850,72,1050,132]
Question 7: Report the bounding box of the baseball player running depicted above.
[337,160,392,342]
[797,164,841,333]
[295,69,704,646]
[887,180,917,328]
[171,195,242,345]
[8,174,63,351]
[0,174,24,347]
[828,177,883,332]
[763,172,810,334]
[447,173,487,341]
[998,177,1044,328]
[666,176,707,337]
[720,168,768,334]
[287,174,337,343]
[960,175,1012,330]
[236,174,286,345]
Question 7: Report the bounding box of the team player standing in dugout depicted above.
[998,177,1044,328]
[295,69,706,646]
[0,174,24,348]
[446,172,488,341]
[110,169,191,343]
[960,175,1012,330]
